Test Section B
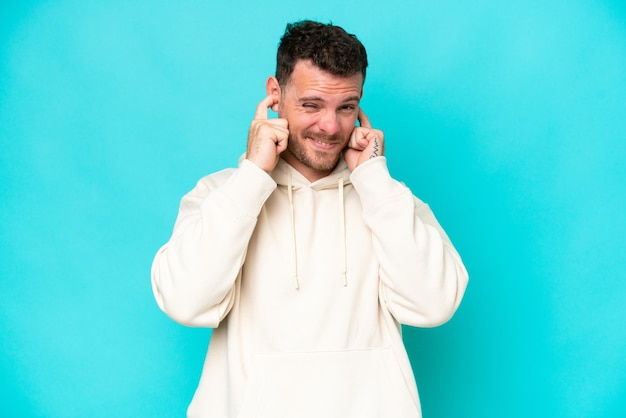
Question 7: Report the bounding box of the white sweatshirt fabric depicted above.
[151,155,468,418]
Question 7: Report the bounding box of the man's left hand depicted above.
[343,109,385,171]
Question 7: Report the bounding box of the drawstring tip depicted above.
[342,273,347,287]
[293,275,300,290]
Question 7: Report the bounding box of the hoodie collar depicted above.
[270,156,352,191]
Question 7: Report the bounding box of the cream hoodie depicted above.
[151,156,468,418]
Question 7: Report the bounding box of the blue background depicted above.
[1,1,625,417]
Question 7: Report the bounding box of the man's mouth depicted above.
[313,138,333,146]
[305,133,343,149]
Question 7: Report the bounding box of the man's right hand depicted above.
[246,95,289,173]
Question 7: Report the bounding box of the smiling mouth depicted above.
[306,134,342,148]
[312,138,334,146]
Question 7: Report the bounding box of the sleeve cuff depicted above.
[350,157,410,212]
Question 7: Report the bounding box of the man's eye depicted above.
[340,105,356,112]
[302,103,318,109]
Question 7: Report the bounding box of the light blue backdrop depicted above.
[1,1,625,417]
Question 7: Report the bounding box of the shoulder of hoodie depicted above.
[186,154,250,197]
[191,167,237,195]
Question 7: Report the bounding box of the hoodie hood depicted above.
[270,155,352,191]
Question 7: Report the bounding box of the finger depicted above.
[254,95,278,120]
[275,131,289,154]
[357,108,372,129]
[347,128,364,150]
[269,117,289,129]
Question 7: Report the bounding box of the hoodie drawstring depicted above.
[338,177,347,286]
[287,170,300,289]
[285,170,348,289]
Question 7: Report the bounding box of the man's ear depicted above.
[265,76,281,112]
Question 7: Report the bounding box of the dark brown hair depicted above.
[275,20,368,87]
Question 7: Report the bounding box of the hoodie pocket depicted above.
[236,347,420,418]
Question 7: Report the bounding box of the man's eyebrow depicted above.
[342,96,361,103]
[298,96,324,102]
[298,96,361,103]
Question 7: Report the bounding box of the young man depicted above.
[152,20,468,418]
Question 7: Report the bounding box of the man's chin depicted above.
[306,152,342,172]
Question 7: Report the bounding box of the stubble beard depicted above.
[286,131,345,173]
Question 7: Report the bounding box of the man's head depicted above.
[267,21,369,181]
[275,20,368,88]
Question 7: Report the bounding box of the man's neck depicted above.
[280,153,335,183]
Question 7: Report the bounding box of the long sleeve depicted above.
[151,159,277,327]
[350,157,469,327]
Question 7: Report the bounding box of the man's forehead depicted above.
[287,61,363,99]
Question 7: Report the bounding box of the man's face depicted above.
[277,60,363,181]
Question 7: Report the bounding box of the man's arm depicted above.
[151,96,286,327]
[345,110,468,326]
[151,161,276,327]
[350,157,468,327]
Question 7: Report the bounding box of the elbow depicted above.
[398,298,458,328]
[151,266,222,328]
[170,310,214,328]
[154,287,221,328]
[399,239,470,327]
[151,247,223,327]
[152,280,201,326]
[420,252,470,327]
[414,296,462,327]
[393,267,469,328]
[426,268,469,327]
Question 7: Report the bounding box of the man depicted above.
[152,20,468,418]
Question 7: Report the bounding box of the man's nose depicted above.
[317,109,340,135]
